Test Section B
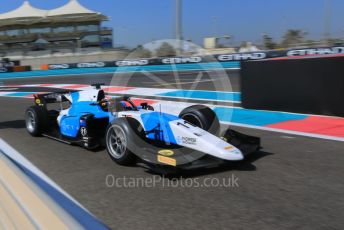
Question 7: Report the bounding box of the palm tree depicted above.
[155,42,176,57]
[281,29,307,48]
[262,34,276,50]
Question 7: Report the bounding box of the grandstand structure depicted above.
[0,0,113,58]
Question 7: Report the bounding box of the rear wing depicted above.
[33,91,71,107]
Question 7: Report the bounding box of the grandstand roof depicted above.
[0,1,47,21]
[0,0,107,26]
[48,0,99,17]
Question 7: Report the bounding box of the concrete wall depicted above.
[19,50,130,70]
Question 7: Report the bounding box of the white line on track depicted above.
[223,121,344,142]
[153,79,217,86]
[0,67,240,80]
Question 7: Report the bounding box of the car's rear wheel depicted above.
[179,105,220,135]
[25,106,49,136]
[105,118,145,166]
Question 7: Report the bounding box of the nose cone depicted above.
[220,146,244,161]
[218,143,244,161]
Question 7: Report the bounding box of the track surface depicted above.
[1,70,344,229]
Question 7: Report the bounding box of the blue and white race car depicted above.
[25,84,261,172]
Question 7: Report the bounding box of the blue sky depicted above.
[1,0,344,47]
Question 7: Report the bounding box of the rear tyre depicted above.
[179,105,220,135]
[25,106,49,137]
[105,117,145,166]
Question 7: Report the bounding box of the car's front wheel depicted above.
[105,118,145,166]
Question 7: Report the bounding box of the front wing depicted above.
[132,129,261,170]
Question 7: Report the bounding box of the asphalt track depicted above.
[0,70,344,229]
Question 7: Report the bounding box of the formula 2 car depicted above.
[25,84,261,172]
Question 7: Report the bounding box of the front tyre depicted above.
[105,118,145,166]
[25,106,49,137]
[179,105,220,135]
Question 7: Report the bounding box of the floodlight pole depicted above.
[175,0,183,55]
[324,0,332,44]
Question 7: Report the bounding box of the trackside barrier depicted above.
[241,55,344,117]
[0,139,109,230]
[44,46,344,70]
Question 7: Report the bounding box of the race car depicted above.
[25,83,261,172]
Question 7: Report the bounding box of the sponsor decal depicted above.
[80,127,88,136]
[177,136,197,145]
[225,146,234,150]
[217,52,266,61]
[115,60,149,67]
[162,56,202,64]
[77,62,105,68]
[287,47,344,56]
[157,155,176,166]
[121,114,133,118]
[193,132,203,137]
[158,149,174,157]
[49,64,70,69]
